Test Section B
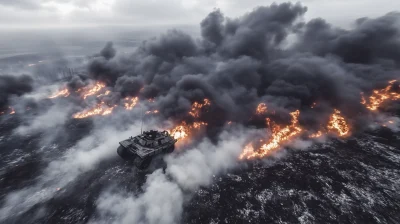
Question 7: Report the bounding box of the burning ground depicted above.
[1,2,400,224]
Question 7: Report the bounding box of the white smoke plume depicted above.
[93,128,247,224]
[0,121,142,221]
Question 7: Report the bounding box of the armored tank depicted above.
[117,130,177,169]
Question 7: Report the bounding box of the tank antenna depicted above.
[140,103,144,134]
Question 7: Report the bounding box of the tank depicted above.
[117,130,177,169]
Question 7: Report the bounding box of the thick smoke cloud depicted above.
[295,12,400,66]
[0,74,33,110]
[85,2,399,135]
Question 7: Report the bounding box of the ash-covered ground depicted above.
[1,112,400,224]
[1,2,400,224]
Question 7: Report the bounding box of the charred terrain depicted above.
[1,3,400,224]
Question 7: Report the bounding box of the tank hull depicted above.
[117,130,176,169]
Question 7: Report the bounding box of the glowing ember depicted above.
[97,90,111,98]
[124,97,139,110]
[48,88,70,99]
[309,131,323,138]
[327,109,350,136]
[256,103,267,114]
[80,82,106,99]
[167,121,207,141]
[145,110,159,114]
[73,102,117,119]
[9,107,15,115]
[361,80,400,111]
[189,99,211,118]
[239,110,302,160]
[311,102,317,108]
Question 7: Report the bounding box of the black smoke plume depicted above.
[0,74,33,110]
[85,2,399,138]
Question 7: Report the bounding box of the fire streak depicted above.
[79,82,106,99]
[73,102,117,119]
[327,109,350,136]
[361,80,400,111]
[48,88,70,99]
[239,110,302,160]
[189,99,211,118]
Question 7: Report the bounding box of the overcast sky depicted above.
[0,0,399,29]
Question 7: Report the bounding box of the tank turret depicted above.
[117,130,177,169]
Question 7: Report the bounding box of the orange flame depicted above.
[327,109,350,136]
[79,82,106,99]
[239,110,302,160]
[361,80,400,111]
[73,101,117,119]
[189,99,211,118]
[167,121,207,141]
[48,88,70,99]
[256,103,267,115]
[124,97,139,110]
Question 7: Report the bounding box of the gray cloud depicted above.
[0,0,41,10]
[1,0,399,28]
